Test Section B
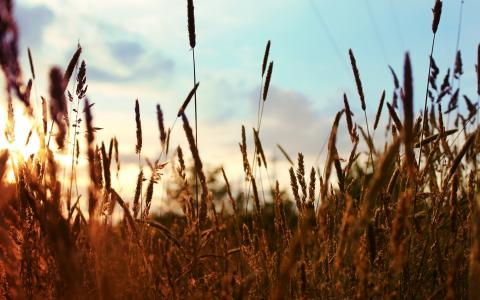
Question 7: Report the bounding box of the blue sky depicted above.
[9,0,480,201]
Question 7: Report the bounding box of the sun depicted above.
[0,107,42,160]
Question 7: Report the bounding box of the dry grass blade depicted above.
[221,167,236,213]
[414,129,457,148]
[360,138,400,224]
[344,93,355,139]
[374,90,385,130]
[322,110,344,198]
[177,82,200,117]
[446,133,476,182]
[388,65,400,89]
[27,47,35,79]
[181,113,208,226]
[277,143,294,165]
[111,189,137,234]
[137,219,183,249]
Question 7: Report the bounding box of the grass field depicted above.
[1,0,480,299]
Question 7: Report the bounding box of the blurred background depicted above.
[8,0,480,211]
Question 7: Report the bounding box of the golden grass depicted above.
[0,0,480,299]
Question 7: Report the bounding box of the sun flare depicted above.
[0,108,42,159]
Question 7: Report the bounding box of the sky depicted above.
[6,0,480,210]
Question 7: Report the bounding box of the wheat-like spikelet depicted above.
[445,88,459,114]
[156,104,167,149]
[402,53,415,174]
[263,62,273,101]
[253,128,267,168]
[76,60,87,99]
[343,93,356,141]
[49,67,68,149]
[454,50,463,79]
[322,110,344,199]
[113,137,120,174]
[27,47,35,80]
[181,113,208,226]
[308,167,316,204]
[133,170,143,219]
[289,167,301,211]
[437,102,454,161]
[187,0,196,49]
[100,142,111,192]
[432,0,442,34]
[262,40,271,77]
[296,153,307,203]
[386,102,403,132]
[143,175,154,218]
[240,125,252,178]
[477,44,480,95]
[344,139,359,176]
[349,49,366,111]
[63,46,81,90]
[135,99,142,154]
[251,178,261,216]
[373,90,385,130]
[388,65,400,89]
[84,98,97,219]
[335,156,345,193]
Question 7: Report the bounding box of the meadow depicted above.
[1,0,480,299]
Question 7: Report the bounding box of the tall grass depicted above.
[0,0,480,299]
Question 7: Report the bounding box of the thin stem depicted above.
[192,48,199,218]
[364,110,375,173]
[407,33,437,290]
[415,34,436,215]
[245,80,265,214]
